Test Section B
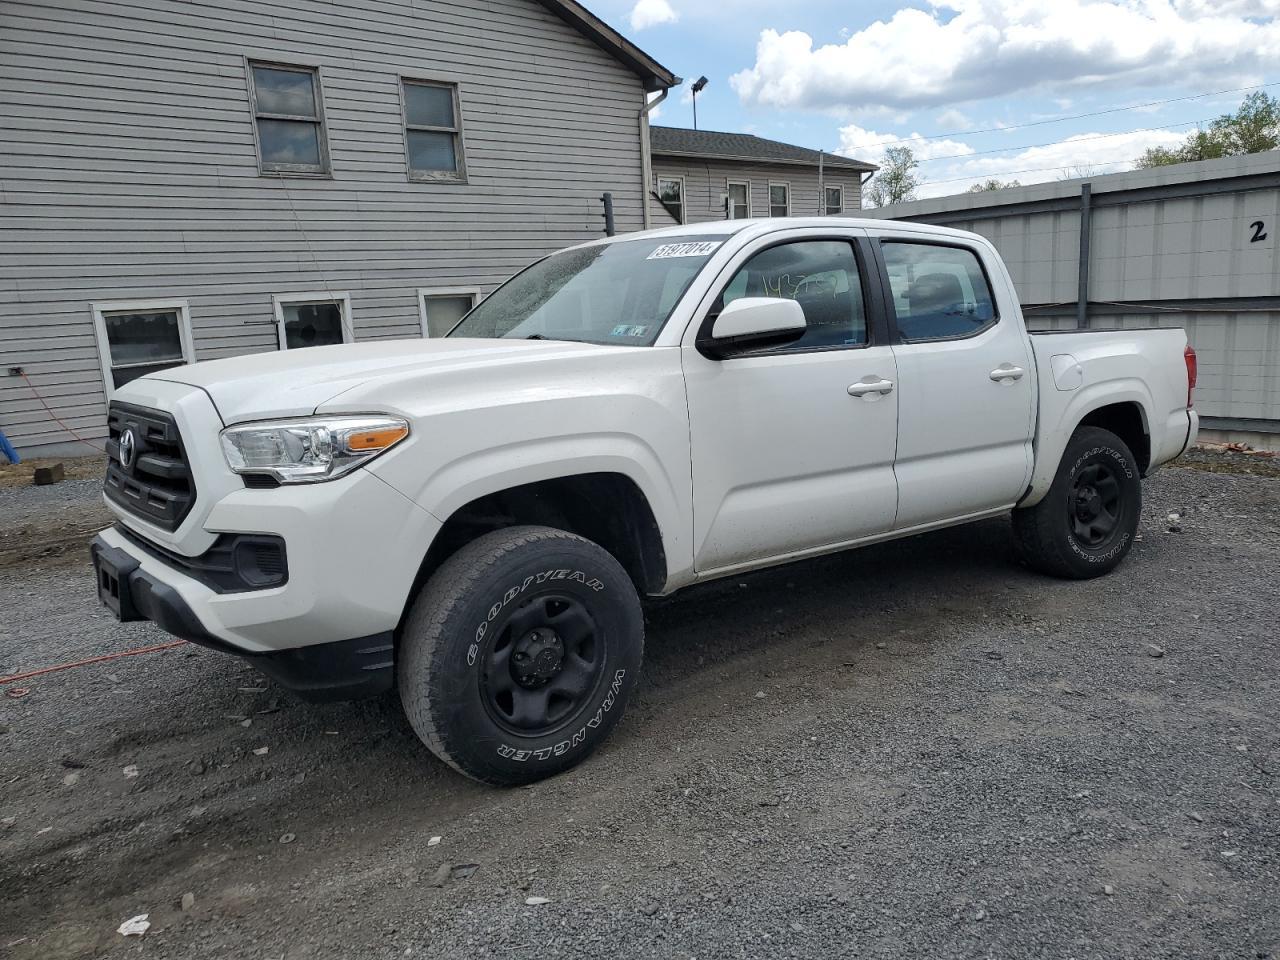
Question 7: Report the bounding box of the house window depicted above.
[402,79,467,181]
[272,292,352,349]
[419,288,480,337]
[92,300,195,396]
[727,180,750,219]
[769,182,790,217]
[825,185,844,215]
[657,176,685,223]
[248,62,329,175]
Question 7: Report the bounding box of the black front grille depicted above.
[104,402,196,532]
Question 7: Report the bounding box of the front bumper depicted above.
[91,534,396,701]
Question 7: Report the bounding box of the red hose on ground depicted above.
[0,640,187,686]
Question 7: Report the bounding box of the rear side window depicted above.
[716,240,868,351]
[881,242,996,341]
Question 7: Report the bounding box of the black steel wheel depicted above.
[1069,461,1122,547]
[481,593,606,736]
[1012,425,1142,580]
[398,526,643,786]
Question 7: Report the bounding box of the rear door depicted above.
[681,229,900,574]
[866,230,1036,528]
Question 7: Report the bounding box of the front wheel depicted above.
[399,525,643,785]
[1012,426,1142,579]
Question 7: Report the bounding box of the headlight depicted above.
[220,416,409,484]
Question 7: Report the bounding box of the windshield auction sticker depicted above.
[646,241,722,260]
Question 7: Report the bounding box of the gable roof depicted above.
[535,0,680,92]
[650,126,876,172]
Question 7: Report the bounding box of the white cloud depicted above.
[915,127,1189,197]
[629,0,678,30]
[838,124,974,164]
[730,0,1280,111]
[935,108,971,130]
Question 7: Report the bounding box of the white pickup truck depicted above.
[91,218,1198,784]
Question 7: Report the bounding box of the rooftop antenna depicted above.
[691,76,709,130]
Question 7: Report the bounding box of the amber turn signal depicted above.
[345,425,410,452]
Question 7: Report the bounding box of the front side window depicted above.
[657,177,685,223]
[420,289,478,337]
[249,63,328,175]
[769,183,790,217]
[449,235,725,346]
[727,181,750,219]
[93,301,194,394]
[825,185,844,215]
[273,294,351,349]
[881,242,997,342]
[403,79,466,181]
[715,240,868,351]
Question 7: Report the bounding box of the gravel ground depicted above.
[1,457,1277,959]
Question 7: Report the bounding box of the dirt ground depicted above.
[1,455,1277,959]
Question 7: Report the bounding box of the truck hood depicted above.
[147,338,625,425]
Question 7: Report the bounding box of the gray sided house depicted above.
[648,126,876,226]
[0,0,677,457]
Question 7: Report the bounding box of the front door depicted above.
[868,233,1036,529]
[683,232,900,574]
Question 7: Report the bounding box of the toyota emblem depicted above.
[119,428,136,470]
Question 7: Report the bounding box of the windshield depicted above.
[447,236,726,346]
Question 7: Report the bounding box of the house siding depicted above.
[650,156,865,225]
[0,0,648,453]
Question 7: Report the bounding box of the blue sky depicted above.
[588,0,1279,199]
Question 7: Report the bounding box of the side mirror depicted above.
[697,297,806,359]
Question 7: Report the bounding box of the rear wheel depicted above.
[398,525,643,785]
[1012,426,1142,579]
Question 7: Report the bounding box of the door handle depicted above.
[990,364,1025,383]
[848,378,895,398]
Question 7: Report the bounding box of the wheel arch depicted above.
[1023,384,1154,507]
[403,471,669,627]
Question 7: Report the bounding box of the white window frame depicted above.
[657,175,686,224]
[417,287,481,337]
[91,299,195,402]
[769,181,791,217]
[726,179,751,219]
[272,291,353,350]
[825,184,844,216]
[245,60,331,177]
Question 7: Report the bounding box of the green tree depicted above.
[1135,91,1279,168]
[865,146,921,206]
[966,178,1021,192]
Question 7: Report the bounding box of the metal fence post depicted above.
[1077,182,1092,329]
[601,192,616,237]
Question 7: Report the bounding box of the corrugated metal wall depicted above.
[0,0,649,455]
[872,154,1280,430]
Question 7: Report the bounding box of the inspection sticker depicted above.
[646,241,722,260]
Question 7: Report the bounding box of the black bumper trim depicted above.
[90,535,394,702]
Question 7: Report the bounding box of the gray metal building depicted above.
[649,127,875,225]
[871,153,1280,445]
[0,0,677,457]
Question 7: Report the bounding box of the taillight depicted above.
[1184,344,1197,409]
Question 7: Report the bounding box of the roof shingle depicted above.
[650,126,876,172]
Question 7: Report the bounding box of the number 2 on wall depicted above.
[1250,220,1268,243]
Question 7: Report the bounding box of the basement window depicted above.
[419,288,480,337]
[92,300,195,396]
[272,292,353,349]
